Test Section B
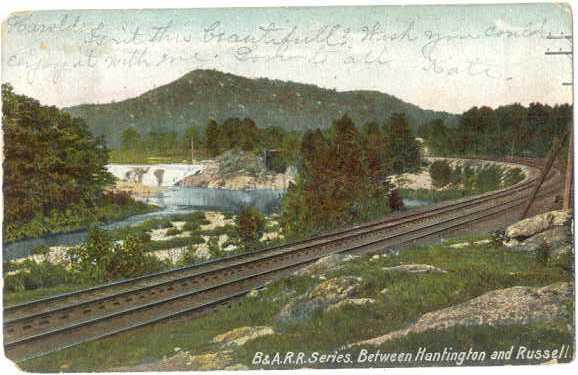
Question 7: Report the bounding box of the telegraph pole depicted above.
[545,31,573,211]
[191,133,194,163]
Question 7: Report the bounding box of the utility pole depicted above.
[545,31,573,211]
[564,127,573,210]
[520,128,569,219]
[191,133,194,164]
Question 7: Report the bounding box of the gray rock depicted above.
[275,276,362,323]
[293,254,348,276]
[382,264,447,274]
[353,282,573,348]
[326,298,376,312]
[509,226,571,256]
[505,210,571,240]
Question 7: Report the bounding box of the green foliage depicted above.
[422,103,571,159]
[503,167,525,186]
[166,227,182,236]
[384,113,421,174]
[207,236,225,258]
[474,164,504,193]
[19,236,572,372]
[282,114,400,238]
[2,84,115,233]
[235,206,266,250]
[424,161,522,199]
[65,69,455,149]
[68,228,164,283]
[4,262,71,293]
[429,160,452,188]
[2,84,154,242]
[176,245,203,267]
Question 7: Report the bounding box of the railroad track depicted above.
[3,157,562,362]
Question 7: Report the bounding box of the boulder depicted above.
[275,276,362,323]
[382,264,447,274]
[184,351,238,370]
[505,210,571,240]
[352,282,573,347]
[212,326,275,347]
[327,298,376,312]
[293,254,348,276]
[508,226,571,255]
[114,350,238,371]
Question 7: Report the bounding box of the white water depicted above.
[106,163,205,187]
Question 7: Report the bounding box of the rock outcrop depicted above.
[505,210,571,240]
[502,209,573,267]
[276,276,362,323]
[382,264,447,274]
[114,350,239,371]
[212,326,275,347]
[293,254,354,277]
[326,298,376,312]
[352,282,573,347]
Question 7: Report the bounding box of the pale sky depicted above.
[1,3,573,113]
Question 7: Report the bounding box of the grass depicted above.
[400,188,470,203]
[17,235,574,372]
[3,285,87,306]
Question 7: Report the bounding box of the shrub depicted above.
[207,237,225,258]
[4,262,70,292]
[475,164,504,193]
[166,227,182,236]
[68,228,165,283]
[235,206,265,249]
[177,245,203,266]
[503,167,525,187]
[429,160,452,188]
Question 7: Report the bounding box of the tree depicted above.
[384,113,421,174]
[235,206,265,250]
[2,84,114,226]
[205,119,221,157]
[429,160,452,188]
[121,128,141,150]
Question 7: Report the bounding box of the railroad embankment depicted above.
[22,209,574,372]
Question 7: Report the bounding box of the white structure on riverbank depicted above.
[107,164,205,187]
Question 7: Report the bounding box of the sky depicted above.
[1,3,573,113]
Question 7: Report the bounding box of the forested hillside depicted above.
[419,103,572,158]
[66,69,458,148]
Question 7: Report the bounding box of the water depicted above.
[3,187,285,261]
[2,184,430,261]
[403,198,432,208]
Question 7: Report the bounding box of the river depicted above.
[3,187,285,261]
[3,163,431,261]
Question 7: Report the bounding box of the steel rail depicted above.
[4,190,543,362]
[4,162,540,322]
[4,173,538,328]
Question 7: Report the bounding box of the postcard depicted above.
[1,2,575,372]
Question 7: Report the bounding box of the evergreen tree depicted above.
[384,113,421,173]
[2,84,113,226]
[205,118,221,157]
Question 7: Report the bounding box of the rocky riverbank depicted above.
[178,151,295,190]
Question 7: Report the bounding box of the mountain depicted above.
[65,69,458,148]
